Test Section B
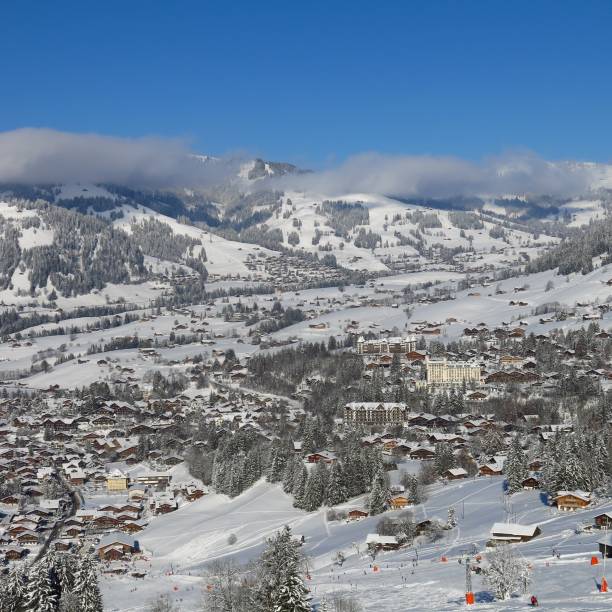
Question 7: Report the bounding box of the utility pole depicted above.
[603,525,608,593]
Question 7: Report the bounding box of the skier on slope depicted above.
[530,594,539,607]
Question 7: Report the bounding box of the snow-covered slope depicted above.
[100,476,612,611]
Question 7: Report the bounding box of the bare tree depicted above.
[148,594,178,612]
[202,560,254,612]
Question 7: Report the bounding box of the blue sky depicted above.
[2,1,611,167]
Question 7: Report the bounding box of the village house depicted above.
[594,512,612,529]
[106,469,129,492]
[96,532,139,561]
[554,490,591,511]
[347,509,368,521]
[488,522,541,545]
[366,533,400,551]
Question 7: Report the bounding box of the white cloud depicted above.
[0,128,236,188]
[0,129,599,199]
[272,151,596,198]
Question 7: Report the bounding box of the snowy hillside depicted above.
[100,477,612,611]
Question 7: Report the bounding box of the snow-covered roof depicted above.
[490,522,539,538]
[555,490,591,502]
[446,468,468,477]
[366,534,398,545]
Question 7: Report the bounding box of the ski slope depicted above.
[100,476,612,611]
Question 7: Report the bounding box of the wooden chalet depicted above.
[521,476,540,490]
[444,468,468,480]
[389,495,411,509]
[366,533,400,551]
[594,512,612,529]
[489,522,541,545]
[554,490,591,511]
[96,532,138,561]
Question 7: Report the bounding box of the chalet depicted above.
[466,391,487,402]
[410,447,435,461]
[16,531,39,545]
[63,526,83,538]
[489,522,541,545]
[479,463,503,477]
[444,468,468,480]
[93,514,120,529]
[306,451,337,464]
[521,476,540,490]
[96,532,138,561]
[594,512,612,529]
[347,509,368,521]
[120,520,146,534]
[554,490,591,511]
[135,473,172,488]
[389,495,411,509]
[599,534,612,558]
[366,533,400,551]
[4,546,29,561]
[0,494,21,506]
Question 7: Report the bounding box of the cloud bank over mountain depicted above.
[0,128,600,198]
[0,128,237,188]
[272,152,596,199]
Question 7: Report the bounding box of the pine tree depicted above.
[56,551,78,593]
[505,435,528,493]
[268,442,289,483]
[254,525,310,612]
[282,455,299,494]
[273,572,310,612]
[368,469,390,515]
[3,565,26,612]
[73,555,103,612]
[434,442,455,475]
[302,462,327,511]
[292,463,308,508]
[23,559,57,612]
[302,420,315,454]
[326,461,348,506]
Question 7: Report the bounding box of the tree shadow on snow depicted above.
[474,591,496,603]
[448,591,495,606]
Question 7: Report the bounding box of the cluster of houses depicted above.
[0,386,231,569]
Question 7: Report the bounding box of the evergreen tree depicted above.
[23,559,57,612]
[505,435,528,493]
[434,442,455,475]
[73,555,103,612]
[253,525,310,612]
[368,468,390,515]
[1,565,26,612]
[302,420,316,454]
[282,455,300,494]
[268,442,289,483]
[273,572,310,612]
[292,464,308,508]
[302,462,327,511]
[326,461,348,506]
